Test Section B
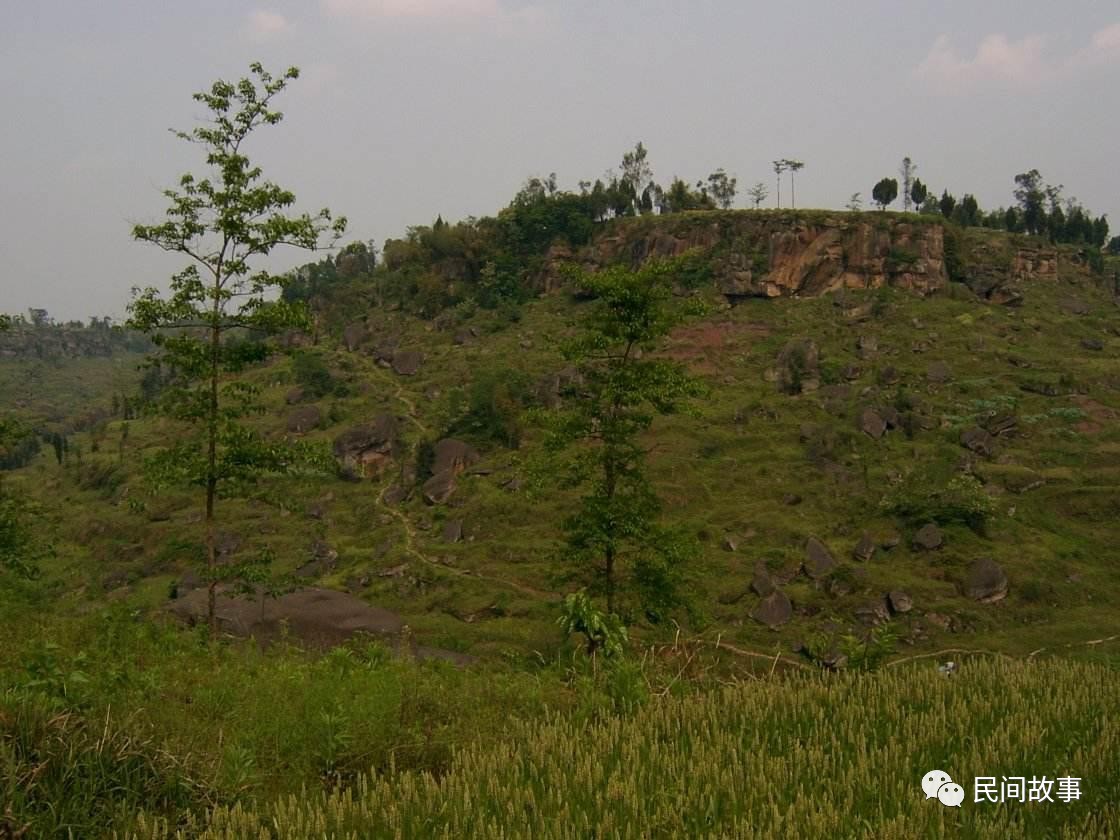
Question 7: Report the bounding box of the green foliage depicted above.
[543,259,704,621]
[880,472,996,533]
[872,177,898,210]
[129,659,1120,839]
[0,487,50,579]
[445,366,533,448]
[557,591,628,657]
[290,351,335,399]
[127,63,345,631]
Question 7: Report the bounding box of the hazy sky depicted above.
[2,1,1117,321]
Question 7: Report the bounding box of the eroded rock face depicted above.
[556,215,948,299]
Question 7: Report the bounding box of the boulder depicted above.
[776,338,819,393]
[391,350,423,376]
[287,404,322,434]
[878,366,900,386]
[879,405,901,429]
[853,533,876,562]
[1081,337,1104,351]
[285,386,306,405]
[913,523,944,551]
[854,599,891,626]
[803,537,836,579]
[960,426,995,458]
[442,520,463,543]
[722,535,739,552]
[432,438,480,476]
[859,407,886,439]
[422,470,458,505]
[167,586,404,648]
[751,564,776,597]
[926,361,951,384]
[382,484,409,506]
[333,414,398,477]
[887,590,913,614]
[751,589,792,628]
[965,558,1008,603]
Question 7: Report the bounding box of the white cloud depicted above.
[322,0,502,19]
[917,24,1120,93]
[246,9,292,41]
[1073,22,1120,66]
[916,33,1047,90]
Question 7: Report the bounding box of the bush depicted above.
[880,472,995,533]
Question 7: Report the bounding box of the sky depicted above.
[1,1,1117,321]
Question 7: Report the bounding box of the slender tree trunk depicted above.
[205,287,221,636]
[790,173,795,209]
[775,175,781,209]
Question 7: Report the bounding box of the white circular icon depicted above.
[922,770,953,799]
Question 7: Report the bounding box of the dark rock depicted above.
[1061,298,1090,316]
[391,350,423,376]
[783,493,802,506]
[854,599,890,626]
[826,576,853,597]
[842,364,862,381]
[803,537,836,579]
[287,404,322,434]
[965,558,1008,603]
[443,520,463,543]
[1081,338,1104,351]
[926,361,951,384]
[453,329,475,346]
[880,532,901,551]
[960,426,995,458]
[382,484,409,506]
[859,407,886,439]
[853,533,876,562]
[432,439,480,476]
[878,405,901,430]
[751,564,776,597]
[750,589,792,628]
[857,335,878,356]
[878,366,900,386]
[887,590,913,614]
[167,586,405,647]
[984,413,1018,437]
[285,386,306,405]
[913,523,944,551]
[422,471,458,505]
[333,415,398,478]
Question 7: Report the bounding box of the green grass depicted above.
[125,658,1120,839]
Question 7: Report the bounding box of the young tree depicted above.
[706,169,738,209]
[899,157,916,211]
[747,182,768,209]
[939,190,956,218]
[544,259,703,622]
[128,63,345,633]
[784,159,805,208]
[620,142,653,212]
[845,192,863,211]
[772,160,787,208]
[910,178,928,209]
[1013,169,1046,235]
[872,177,898,211]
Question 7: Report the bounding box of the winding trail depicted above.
[366,360,559,602]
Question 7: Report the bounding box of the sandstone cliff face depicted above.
[548,213,950,300]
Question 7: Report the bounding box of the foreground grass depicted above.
[127,658,1118,839]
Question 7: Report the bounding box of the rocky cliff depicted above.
[539,211,1087,304]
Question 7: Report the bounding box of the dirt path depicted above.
[368,361,558,602]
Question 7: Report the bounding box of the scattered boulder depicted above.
[926,361,951,384]
[842,364,862,381]
[912,523,944,551]
[803,537,836,579]
[1081,338,1104,351]
[432,439,480,476]
[879,532,901,551]
[442,520,463,543]
[983,413,1018,437]
[859,407,886,439]
[751,589,792,628]
[783,493,802,506]
[391,350,423,376]
[854,599,891,626]
[167,586,405,647]
[960,426,995,458]
[285,386,306,405]
[878,366,900,386]
[722,535,739,552]
[422,470,458,505]
[965,558,1008,603]
[751,564,776,597]
[333,414,399,477]
[776,338,819,393]
[887,590,913,614]
[852,533,876,562]
[1061,298,1090,316]
[879,405,901,430]
[382,484,409,506]
[287,404,322,434]
[857,335,878,358]
[453,329,476,346]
